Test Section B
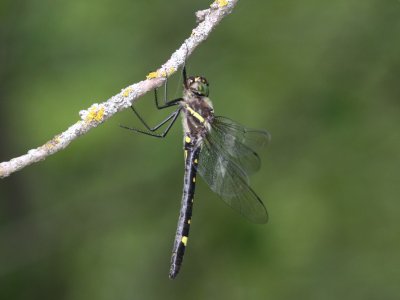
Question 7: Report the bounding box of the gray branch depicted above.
[0,0,238,179]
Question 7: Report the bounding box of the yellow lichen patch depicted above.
[146,71,158,79]
[146,67,176,80]
[43,135,62,150]
[169,67,176,75]
[85,105,105,123]
[217,0,228,7]
[159,67,176,77]
[122,86,133,97]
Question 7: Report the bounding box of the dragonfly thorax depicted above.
[181,88,214,145]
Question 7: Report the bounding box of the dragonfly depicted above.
[121,66,270,279]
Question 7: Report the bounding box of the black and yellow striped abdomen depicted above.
[169,135,200,279]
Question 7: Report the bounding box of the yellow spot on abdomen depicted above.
[185,136,191,143]
[181,236,188,246]
[184,150,188,160]
[188,219,191,224]
[194,159,198,164]
[192,177,196,183]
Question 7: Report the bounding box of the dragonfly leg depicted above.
[154,87,182,109]
[120,107,181,138]
[122,66,183,137]
[182,42,189,89]
[182,66,188,89]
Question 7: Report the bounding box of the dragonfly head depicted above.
[186,76,209,97]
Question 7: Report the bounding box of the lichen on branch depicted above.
[0,0,238,179]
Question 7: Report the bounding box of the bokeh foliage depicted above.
[1,0,399,299]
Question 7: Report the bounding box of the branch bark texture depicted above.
[0,0,238,178]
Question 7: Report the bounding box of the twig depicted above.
[0,0,238,179]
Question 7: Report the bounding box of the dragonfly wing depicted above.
[209,116,271,175]
[198,117,269,223]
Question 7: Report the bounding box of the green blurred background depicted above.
[1,0,399,299]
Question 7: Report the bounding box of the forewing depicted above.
[210,116,270,175]
[197,116,269,223]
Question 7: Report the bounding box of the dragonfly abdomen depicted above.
[169,137,200,279]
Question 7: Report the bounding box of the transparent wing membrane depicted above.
[198,116,270,223]
[210,117,270,174]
